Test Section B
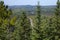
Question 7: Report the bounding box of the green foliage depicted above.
[19,11,31,40]
[0,0,60,40]
[51,0,60,40]
[0,1,16,40]
[33,1,44,40]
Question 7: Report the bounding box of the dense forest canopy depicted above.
[0,0,60,40]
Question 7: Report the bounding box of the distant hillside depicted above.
[8,5,56,16]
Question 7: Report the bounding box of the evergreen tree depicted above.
[52,0,60,40]
[34,1,43,40]
[41,16,49,40]
[0,1,16,40]
[44,18,54,40]
[6,16,16,40]
[15,11,31,40]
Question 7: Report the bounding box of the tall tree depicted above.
[16,11,31,40]
[44,18,54,40]
[34,1,43,40]
[0,1,15,40]
[52,0,60,40]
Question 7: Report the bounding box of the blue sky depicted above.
[4,0,57,6]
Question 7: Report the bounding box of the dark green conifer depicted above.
[52,0,60,40]
[0,1,15,40]
[34,1,43,40]
[17,11,31,40]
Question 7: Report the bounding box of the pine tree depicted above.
[16,11,31,40]
[34,1,43,40]
[0,1,15,40]
[40,16,49,40]
[6,16,16,40]
[52,0,60,40]
[44,18,54,40]
[0,1,8,40]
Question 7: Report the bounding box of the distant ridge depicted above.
[9,5,56,9]
[8,5,56,16]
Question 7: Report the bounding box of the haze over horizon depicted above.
[4,0,57,6]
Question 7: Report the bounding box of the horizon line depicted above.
[5,4,57,6]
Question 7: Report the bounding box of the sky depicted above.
[4,0,57,6]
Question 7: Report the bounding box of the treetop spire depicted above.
[37,1,40,5]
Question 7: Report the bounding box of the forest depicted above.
[0,0,60,40]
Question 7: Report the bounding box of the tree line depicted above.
[0,0,60,40]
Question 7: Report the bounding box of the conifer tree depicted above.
[52,0,60,40]
[34,1,43,40]
[0,1,15,40]
[16,11,31,40]
[44,18,54,40]
[41,16,49,40]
